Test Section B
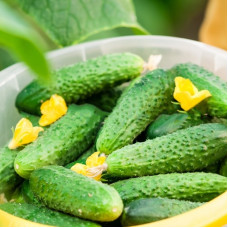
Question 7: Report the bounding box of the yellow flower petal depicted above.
[86,152,106,167]
[173,77,211,111]
[39,94,68,126]
[8,118,43,149]
[71,163,88,176]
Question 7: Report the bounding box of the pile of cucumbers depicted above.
[0,52,227,227]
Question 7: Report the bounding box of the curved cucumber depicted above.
[16,53,144,115]
[96,69,176,154]
[30,166,123,222]
[121,198,202,226]
[14,104,106,179]
[219,158,227,177]
[0,147,22,194]
[106,123,227,178]
[168,63,227,117]
[146,112,204,139]
[111,172,227,204]
[0,203,100,227]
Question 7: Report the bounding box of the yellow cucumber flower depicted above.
[8,118,43,149]
[39,94,68,126]
[173,77,211,111]
[71,152,107,181]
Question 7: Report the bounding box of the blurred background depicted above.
[0,0,226,76]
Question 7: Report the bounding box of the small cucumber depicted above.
[219,158,227,177]
[111,172,227,204]
[30,166,123,222]
[146,112,204,139]
[0,203,100,227]
[121,198,203,226]
[168,63,227,117]
[96,69,176,154]
[106,124,227,178]
[65,144,96,168]
[0,147,22,194]
[14,104,106,179]
[16,53,144,115]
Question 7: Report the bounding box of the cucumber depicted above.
[30,166,123,222]
[146,112,204,139]
[19,111,40,126]
[14,104,106,179]
[219,158,227,177]
[65,144,96,168]
[83,84,127,112]
[0,203,100,227]
[111,172,227,204]
[202,162,220,173]
[96,69,176,154]
[21,180,41,205]
[168,63,227,117]
[16,53,144,115]
[0,147,22,194]
[121,198,203,226]
[106,123,227,178]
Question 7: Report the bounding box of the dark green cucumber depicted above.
[146,112,204,139]
[30,166,123,222]
[111,172,227,204]
[14,104,106,179]
[65,144,96,168]
[21,180,41,205]
[168,63,227,117]
[96,69,176,154]
[121,198,202,226]
[202,162,220,173]
[0,203,100,227]
[106,123,227,178]
[219,158,227,177]
[16,53,144,115]
[0,147,22,194]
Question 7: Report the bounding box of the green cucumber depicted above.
[111,172,227,204]
[14,104,106,179]
[19,111,40,126]
[16,53,144,115]
[65,144,96,168]
[121,198,203,226]
[30,166,123,222]
[0,203,100,227]
[202,162,220,173]
[21,180,41,205]
[168,63,227,117]
[96,69,176,154]
[219,158,227,177]
[0,147,22,194]
[106,123,226,178]
[146,112,204,139]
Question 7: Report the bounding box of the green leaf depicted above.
[0,1,50,82]
[16,0,148,46]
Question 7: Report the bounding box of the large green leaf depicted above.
[0,1,50,81]
[16,0,148,46]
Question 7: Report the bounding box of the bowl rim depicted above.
[0,35,227,227]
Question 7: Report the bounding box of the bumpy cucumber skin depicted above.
[16,53,144,115]
[106,123,227,178]
[96,69,176,154]
[121,197,202,226]
[0,147,22,194]
[21,180,41,205]
[30,166,123,222]
[146,113,204,139]
[168,63,227,117]
[219,158,227,177]
[111,172,227,204]
[65,144,96,168]
[14,104,106,179]
[0,203,100,227]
